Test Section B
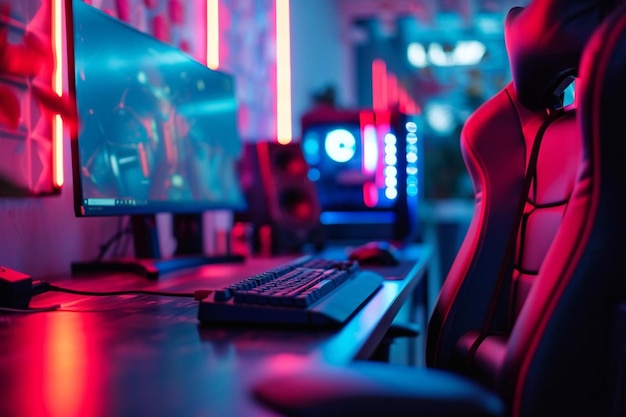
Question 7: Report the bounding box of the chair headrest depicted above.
[504,0,618,111]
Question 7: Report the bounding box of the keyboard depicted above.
[197,256,384,327]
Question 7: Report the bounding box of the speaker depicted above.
[237,141,325,254]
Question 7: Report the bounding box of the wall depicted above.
[212,0,278,141]
[0,137,118,278]
[290,0,351,139]
[0,0,119,278]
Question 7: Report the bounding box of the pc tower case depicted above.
[301,108,423,244]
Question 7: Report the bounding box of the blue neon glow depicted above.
[303,133,321,164]
[324,129,356,163]
[320,211,396,225]
[406,122,417,133]
[385,143,397,155]
[381,131,398,201]
[385,188,398,199]
[384,154,397,165]
[384,133,397,145]
[385,176,398,187]
[384,166,397,177]
[404,121,419,201]
[307,168,320,181]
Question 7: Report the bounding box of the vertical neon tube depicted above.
[52,0,64,188]
[371,59,387,112]
[360,111,378,208]
[206,0,219,69]
[276,0,292,144]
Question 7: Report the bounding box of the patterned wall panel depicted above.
[0,0,59,196]
[218,0,276,141]
[85,0,205,62]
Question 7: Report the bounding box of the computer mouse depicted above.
[348,241,400,266]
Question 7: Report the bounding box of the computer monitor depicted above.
[65,0,246,278]
[301,108,423,243]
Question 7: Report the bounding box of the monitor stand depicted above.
[71,214,244,279]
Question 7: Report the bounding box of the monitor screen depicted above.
[66,0,246,217]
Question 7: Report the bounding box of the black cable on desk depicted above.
[0,305,61,313]
[0,284,210,315]
[33,281,211,301]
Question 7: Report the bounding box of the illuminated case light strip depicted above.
[405,121,419,197]
[359,111,377,173]
[383,131,398,200]
[206,0,219,70]
[359,111,377,207]
[52,0,64,188]
[276,0,292,144]
[374,112,394,196]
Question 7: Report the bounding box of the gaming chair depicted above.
[250,0,626,416]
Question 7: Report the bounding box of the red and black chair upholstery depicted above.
[427,0,602,381]
[428,1,626,415]
[251,1,626,416]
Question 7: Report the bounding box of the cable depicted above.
[34,281,211,301]
[0,305,61,313]
[111,216,126,258]
[93,221,133,262]
[0,282,211,315]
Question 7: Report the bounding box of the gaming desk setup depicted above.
[0,2,432,416]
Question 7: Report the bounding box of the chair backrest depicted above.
[426,0,626,415]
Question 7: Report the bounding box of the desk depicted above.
[0,244,432,417]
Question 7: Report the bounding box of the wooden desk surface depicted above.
[0,244,432,417]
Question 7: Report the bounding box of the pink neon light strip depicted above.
[206,0,219,69]
[372,59,388,112]
[360,110,378,208]
[52,0,64,188]
[276,0,292,144]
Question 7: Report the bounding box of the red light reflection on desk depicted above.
[16,313,104,417]
[263,353,309,375]
[45,314,88,417]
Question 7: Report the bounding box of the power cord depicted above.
[0,305,62,313]
[35,281,208,299]
[0,265,212,314]
[92,217,133,262]
[35,282,212,307]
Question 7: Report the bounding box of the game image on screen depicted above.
[68,0,246,217]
